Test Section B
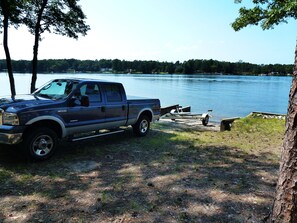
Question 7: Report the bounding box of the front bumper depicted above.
[0,125,24,145]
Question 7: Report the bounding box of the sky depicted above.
[1,0,297,65]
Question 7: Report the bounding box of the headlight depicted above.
[3,112,20,126]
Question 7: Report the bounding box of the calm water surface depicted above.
[0,73,292,121]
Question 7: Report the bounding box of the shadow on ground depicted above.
[0,126,279,223]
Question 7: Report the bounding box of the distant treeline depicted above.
[0,59,293,75]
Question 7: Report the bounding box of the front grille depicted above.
[0,109,3,125]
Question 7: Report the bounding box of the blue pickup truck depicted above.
[0,79,161,160]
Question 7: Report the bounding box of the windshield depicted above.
[34,80,78,100]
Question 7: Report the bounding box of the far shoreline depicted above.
[0,71,293,77]
[0,58,293,76]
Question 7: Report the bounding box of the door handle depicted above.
[101,106,106,112]
[122,105,126,111]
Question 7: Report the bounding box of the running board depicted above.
[70,129,125,142]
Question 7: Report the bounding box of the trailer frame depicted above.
[161,106,212,126]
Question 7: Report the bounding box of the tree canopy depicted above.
[232,0,297,31]
[23,0,90,39]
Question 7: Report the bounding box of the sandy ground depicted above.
[0,119,280,223]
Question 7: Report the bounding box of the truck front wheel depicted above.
[133,115,150,137]
[24,127,58,161]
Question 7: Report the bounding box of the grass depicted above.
[0,169,12,183]
[100,190,114,204]
[0,116,285,223]
[198,116,285,162]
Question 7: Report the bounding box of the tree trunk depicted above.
[1,1,16,96]
[30,0,48,93]
[269,45,297,222]
[31,30,39,93]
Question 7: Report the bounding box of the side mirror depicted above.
[80,95,89,107]
[69,97,80,107]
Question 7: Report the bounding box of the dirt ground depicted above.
[0,120,282,223]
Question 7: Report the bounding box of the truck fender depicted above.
[25,116,66,137]
[136,108,153,121]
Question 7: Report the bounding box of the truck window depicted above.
[105,84,123,102]
[35,79,78,100]
[79,83,102,103]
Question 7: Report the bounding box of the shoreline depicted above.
[0,71,292,77]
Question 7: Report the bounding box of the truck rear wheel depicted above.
[133,115,150,137]
[24,127,58,161]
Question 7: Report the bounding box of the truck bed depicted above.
[126,96,161,124]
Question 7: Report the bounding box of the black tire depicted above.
[24,127,58,161]
[133,115,150,137]
[202,115,209,126]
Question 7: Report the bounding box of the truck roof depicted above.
[52,78,121,85]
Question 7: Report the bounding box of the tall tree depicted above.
[23,0,90,93]
[0,0,23,96]
[232,1,297,222]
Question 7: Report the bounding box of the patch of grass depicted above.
[100,190,114,204]
[198,116,285,163]
[170,131,199,144]
[113,175,135,191]
[149,135,170,148]
[17,173,34,184]
[233,116,285,135]
[129,200,144,211]
[0,169,13,183]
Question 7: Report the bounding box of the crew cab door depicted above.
[102,83,128,128]
[63,82,106,132]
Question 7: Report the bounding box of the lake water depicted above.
[0,73,292,121]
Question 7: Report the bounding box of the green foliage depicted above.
[233,0,297,30]
[23,0,90,38]
[0,0,25,28]
[0,58,292,75]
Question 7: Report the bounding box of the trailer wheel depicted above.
[202,115,209,126]
[24,127,58,161]
[133,115,150,137]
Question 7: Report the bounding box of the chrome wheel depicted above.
[25,127,58,160]
[140,119,149,134]
[32,135,54,156]
[133,115,150,137]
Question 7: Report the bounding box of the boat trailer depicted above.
[161,105,212,126]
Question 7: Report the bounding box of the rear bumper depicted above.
[0,125,24,145]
